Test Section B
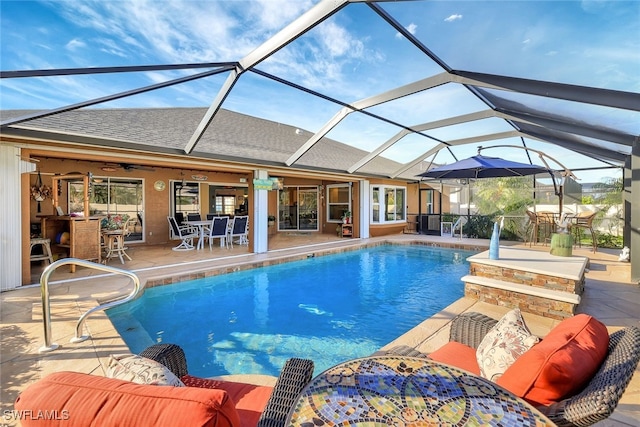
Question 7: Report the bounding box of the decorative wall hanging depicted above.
[30,171,52,213]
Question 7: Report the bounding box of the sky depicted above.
[1,0,639,184]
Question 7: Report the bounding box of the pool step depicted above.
[110,311,156,351]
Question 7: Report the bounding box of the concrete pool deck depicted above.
[1,234,638,426]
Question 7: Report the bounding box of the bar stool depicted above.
[30,238,54,264]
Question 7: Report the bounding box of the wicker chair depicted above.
[572,211,598,253]
[381,312,640,427]
[525,210,540,246]
[140,343,315,427]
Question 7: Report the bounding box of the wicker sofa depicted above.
[381,312,640,427]
[14,344,314,427]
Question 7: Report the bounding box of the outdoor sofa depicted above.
[379,311,640,427]
[14,344,314,427]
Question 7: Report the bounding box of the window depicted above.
[424,189,433,214]
[70,177,144,242]
[371,186,406,223]
[372,188,380,222]
[327,184,350,222]
[173,181,199,216]
[215,195,236,215]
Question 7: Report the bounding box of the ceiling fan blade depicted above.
[119,163,155,172]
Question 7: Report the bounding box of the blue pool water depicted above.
[107,245,472,377]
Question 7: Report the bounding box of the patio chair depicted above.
[537,211,556,245]
[572,211,597,252]
[103,217,133,264]
[167,216,198,251]
[380,312,640,427]
[206,216,229,249]
[140,343,315,427]
[175,212,185,225]
[525,210,540,246]
[187,213,202,222]
[228,215,249,248]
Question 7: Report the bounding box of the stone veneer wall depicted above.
[465,261,585,320]
[469,262,585,294]
[464,283,576,320]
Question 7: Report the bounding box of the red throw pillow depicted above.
[15,371,241,427]
[497,314,609,406]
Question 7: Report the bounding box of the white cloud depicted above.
[65,38,86,51]
[251,0,316,31]
[318,21,360,57]
[444,14,462,22]
[396,23,418,39]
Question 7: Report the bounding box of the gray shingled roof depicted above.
[0,108,421,180]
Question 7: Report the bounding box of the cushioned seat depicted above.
[182,375,273,427]
[428,340,481,375]
[14,344,314,427]
[381,312,640,427]
[15,372,240,427]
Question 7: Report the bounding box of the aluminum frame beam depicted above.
[0,62,236,79]
[349,110,499,174]
[184,0,349,154]
[285,73,452,166]
[1,66,234,128]
[453,70,640,112]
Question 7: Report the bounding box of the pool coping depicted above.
[143,239,488,290]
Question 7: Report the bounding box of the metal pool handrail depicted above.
[39,258,143,353]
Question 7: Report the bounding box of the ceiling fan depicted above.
[102,163,156,172]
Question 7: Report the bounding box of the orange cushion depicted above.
[497,314,609,406]
[428,341,481,375]
[15,371,241,427]
[182,375,274,427]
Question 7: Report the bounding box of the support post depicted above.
[628,140,640,283]
[253,169,269,253]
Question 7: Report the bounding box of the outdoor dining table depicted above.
[286,355,553,426]
[182,220,211,250]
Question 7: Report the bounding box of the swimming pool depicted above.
[107,244,472,377]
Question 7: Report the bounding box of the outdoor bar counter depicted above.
[39,215,102,272]
[462,246,588,319]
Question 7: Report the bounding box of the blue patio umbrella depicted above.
[417,155,549,179]
[417,155,553,238]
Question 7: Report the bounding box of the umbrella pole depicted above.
[467,180,471,228]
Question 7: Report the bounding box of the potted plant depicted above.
[268,215,276,226]
[342,211,351,224]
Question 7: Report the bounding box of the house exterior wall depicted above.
[8,142,426,286]
[1,145,27,290]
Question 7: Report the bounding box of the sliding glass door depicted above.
[277,186,319,231]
